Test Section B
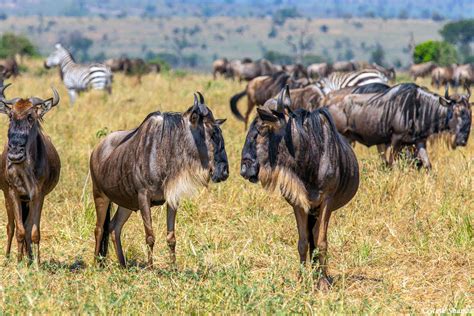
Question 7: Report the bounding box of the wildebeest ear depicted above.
[193,93,199,107]
[257,107,278,122]
[444,84,449,99]
[215,118,226,125]
[197,91,205,104]
[465,84,471,100]
[33,87,60,117]
[439,96,452,107]
[277,85,291,113]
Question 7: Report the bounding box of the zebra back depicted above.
[320,69,389,94]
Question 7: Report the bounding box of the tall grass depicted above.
[0,61,472,313]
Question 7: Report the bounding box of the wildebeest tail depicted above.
[98,202,112,258]
[230,90,247,121]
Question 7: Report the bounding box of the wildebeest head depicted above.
[44,43,68,69]
[439,85,472,148]
[0,86,59,163]
[240,85,292,183]
[184,92,229,183]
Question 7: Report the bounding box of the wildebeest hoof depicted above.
[316,276,332,291]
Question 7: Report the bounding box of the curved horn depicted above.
[197,91,205,104]
[444,84,449,99]
[465,83,471,100]
[0,83,11,99]
[50,86,60,107]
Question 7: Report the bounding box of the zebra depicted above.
[44,43,113,105]
[319,69,389,94]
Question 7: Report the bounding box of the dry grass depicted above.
[0,61,472,313]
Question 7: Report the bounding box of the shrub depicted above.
[413,41,458,66]
[0,33,38,58]
[263,50,293,65]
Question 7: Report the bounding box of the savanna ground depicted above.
[0,61,472,313]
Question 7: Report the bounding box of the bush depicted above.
[302,54,325,66]
[273,7,300,26]
[413,40,458,66]
[263,50,293,65]
[0,33,38,58]
[370,43,385,65]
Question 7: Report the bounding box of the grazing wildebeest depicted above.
[453,64,473,90]
[324,83,472,168]
[228,59,276,82]
[409,62,437,81]
[0,85,60,264]
[307,63,333,79]
[44,43,113,105]
[240,86,359,290]
[230,71,311,129]
[212,58,229,79]
[332,61,357,72]
[90,92,229,267]
[431,65,455,89]
[367,63,396,82]
[0,57,19,79]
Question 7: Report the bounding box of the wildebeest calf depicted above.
[90,92,229,267]
[240,86,359,290]
[0,85,60,264]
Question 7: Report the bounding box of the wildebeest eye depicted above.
[27,114,34,123]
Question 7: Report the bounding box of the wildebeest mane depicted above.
[352,82,390,94]
[118,111,162,145]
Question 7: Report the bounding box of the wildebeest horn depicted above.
[444,84,449,99]
[31,87,60,107]
[193,93,199,107]
[197,91,205,104]
[276,85,291,113]
[0,83,12,99]
[464,84,471,100]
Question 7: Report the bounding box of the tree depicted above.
[263,50,293,65]
[0,33,38,58]
[413,41,458,66]
[285,22,314,63]
[440,19,474,62]
[370,43,385,66]
[273,7,300,26]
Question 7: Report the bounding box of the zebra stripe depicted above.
[320,69,388,94]
[45,43,112,93]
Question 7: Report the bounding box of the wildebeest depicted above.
[332,61,357,72]
[409,62,437,81]
[240,86,359,290]
[324,83,472,168]
[90,92,229,267]
[230,70,311,129]
[212,58,229,79]
[431,65,455,89]
[0,57,19,79]
[227,59,277,82]
[367,63,396,82]
[307,63,333,79]
[44,43,113,105]
[453,64,473,89]
[0,85,61,263]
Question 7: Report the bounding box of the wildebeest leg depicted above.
[138,192,155,267]
[93,194,110,261]
[68,89,77,105]
[313,199,332,291]
[8,191,26,262]
[416,141,431,169]
[5,197,15,257]
[166,204,178,268]
[376,144,388,165]
[25,197,44,265]
[110,206,132,267]
[388,137,402,167]
[307,212,318,265]
[293,206,309,278]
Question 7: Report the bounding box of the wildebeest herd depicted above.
[0,46,471,291]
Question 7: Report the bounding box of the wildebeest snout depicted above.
[211,162,229,183]
[7,143,26,163]
[240,159,259,183]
